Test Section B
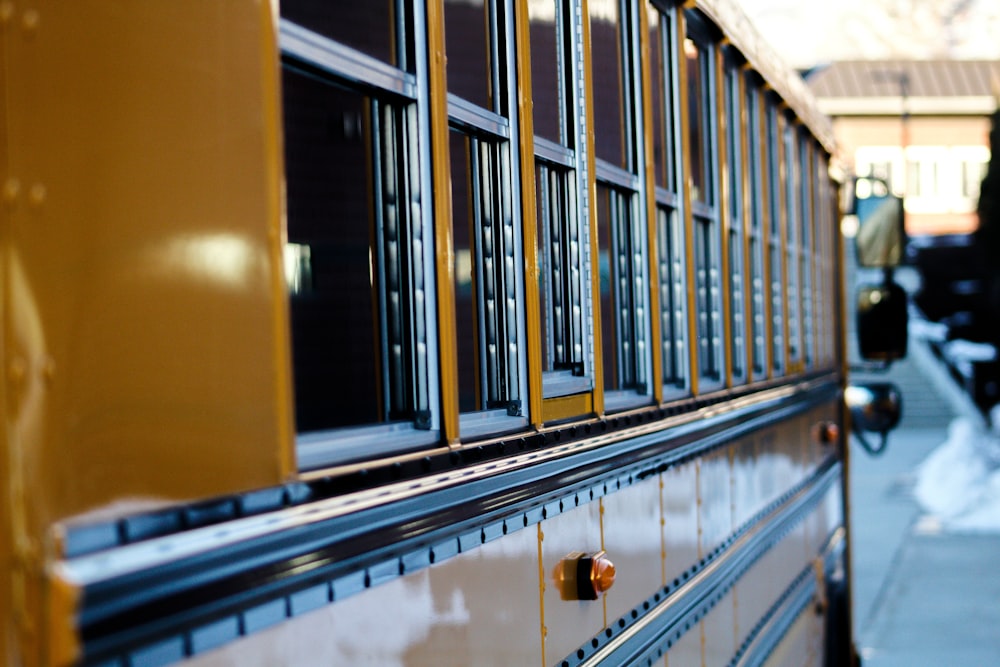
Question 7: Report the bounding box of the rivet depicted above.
[21,8,39,32]
[3,178,21,205]
[0,2,14,24]
[28,183,45,206]
[9,358,26,383]
[42,357,55,382]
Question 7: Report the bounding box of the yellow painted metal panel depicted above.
[540,499,605,666]
[541,392,594,424]
[698,446,733,555]
[662,461,699,589]
[762,605,822,667]
[4,1,291,529]
[601,472,665,626]
[512,0,545,429]
[426,0,460,445]
[183,528,542,667]
[637,5,664,404]
[731,436,759,531]
[703,589,737,667]
[665,618,703,667]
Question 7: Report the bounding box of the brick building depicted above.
[807,59,999,236]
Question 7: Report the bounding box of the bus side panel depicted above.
[601,467,670,627]
[541,498,606,666]
[182,524,543,667]
[4,2,292,538]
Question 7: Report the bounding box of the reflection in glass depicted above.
[283,69,381,431]
[282,0,397,67]
[444,0,494,112]
[686,38,709,204]
[528,0,567,147]
[591,1,627,169]
[658,207,687,389]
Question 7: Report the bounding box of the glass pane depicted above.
[597,184,637,391]
[283,68,382,431]
[745,79,767,375]
[686,38,709,204]
[591,1,628,169]
[536,161,581,373]
[529,0,566,146]
[450,131,481,413]
[445,0,494,111]
[729,229,745,378]
[282,0,396,67]
[658,207,686,388]
[695,219,720,381]
[784,122,800,363]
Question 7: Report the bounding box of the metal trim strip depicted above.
[67,381,840,663]
[563,462,841,667]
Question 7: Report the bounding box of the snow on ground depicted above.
[914,406,1000,533]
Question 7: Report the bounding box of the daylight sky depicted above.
[739,0,1000,69]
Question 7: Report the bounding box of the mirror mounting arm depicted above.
[851,428,890,457]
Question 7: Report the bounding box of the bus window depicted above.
[592,0,652,410]
[530,0,595,400]
[765,94,786,376]
[282,5,437,467]
[445,0,528,437]
[745,73,769,379]
[799,129,816,369]
[649,4,690,397]
[724,50,747,384]
[783,113,803,370]
[281,0,397,69]
[685,14,724,391]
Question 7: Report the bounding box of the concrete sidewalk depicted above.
[848,343,1000,664]
[849,426,1000,666]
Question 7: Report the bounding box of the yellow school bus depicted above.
[1,1,903,665]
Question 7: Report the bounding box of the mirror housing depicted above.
[856,279,908,361]
[848,177,905,269]
[846,382,903,456]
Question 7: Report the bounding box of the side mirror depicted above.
[845,382,902,456]
[856,280,908,361]
[849,177,904,269]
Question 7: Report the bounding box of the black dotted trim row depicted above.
[64,373,838,559]
[80,439,839,666]
[556,462,841,667]
[727,567,817,667]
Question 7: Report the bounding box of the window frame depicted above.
[279,11,442,468]
[685,11,724,392]
[764,93,786,377]
[444,0,531,439]
[592,0,654,412]
[648,2,690,399]
[723,49,747,385]
[744,72,768,380]
[529,0,598,400]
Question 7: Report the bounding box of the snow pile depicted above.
[909,318,948,343]
[914,406,1000,532]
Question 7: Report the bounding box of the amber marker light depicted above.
[812,421,840,446]
[590,551,616,596]
[554,550,616,601]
